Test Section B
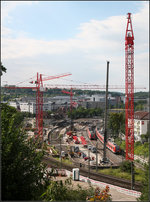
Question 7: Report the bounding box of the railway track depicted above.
[83,128,123,165]
[43,155,142,192]
[84,126,145,170]
[45,122,145,172]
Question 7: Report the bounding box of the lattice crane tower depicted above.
[125,13,134,161]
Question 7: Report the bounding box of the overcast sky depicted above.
[1,1,149,92]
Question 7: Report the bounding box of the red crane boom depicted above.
[44,84,145,90]
[125,13,134,161]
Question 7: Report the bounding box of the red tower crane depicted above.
[125,13,134,161]
[5,72,71,140]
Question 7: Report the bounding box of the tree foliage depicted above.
[134,141,149,158]
[68,106,103,119]
[1,103,50,200]
[108,112,125,135]
[41,177,95,201]
[120,160,131,173]
[138,164,149,201]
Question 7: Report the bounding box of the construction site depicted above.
[2,11,148,201]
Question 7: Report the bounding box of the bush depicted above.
[120,160,131,173]
[41,177,95,201]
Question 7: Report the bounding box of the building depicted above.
[79,94,118,110]
[9,101,20,110]
[43,101,53,112]
[134,111,149,142]
[8,101,52,114]
[19,102,31,113]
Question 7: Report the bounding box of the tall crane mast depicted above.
[125,13,134,161]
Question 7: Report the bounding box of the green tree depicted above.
[135,103,144,111]
[138,164,149,201]
[141,132,149,143]
[68,107,103,119]
[108,112,125,136]
[1,103,50,200]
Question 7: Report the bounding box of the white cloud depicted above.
[1,1,149,91]
[1,1,38,23]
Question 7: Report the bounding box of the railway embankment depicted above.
[43,155,142,192]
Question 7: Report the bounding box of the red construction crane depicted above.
[5,72,71,140]
[125,13,134,161]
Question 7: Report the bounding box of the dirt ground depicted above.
[52,176,139,201]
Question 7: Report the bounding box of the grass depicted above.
[97,167,144,183]
[54,157,73,165]
[98,168,131,180]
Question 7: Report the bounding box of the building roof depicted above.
[134,111,150,120]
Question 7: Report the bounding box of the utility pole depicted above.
[96,140,98,172]
[103,61,109,163]
[131,161,135,190]
[88,148,90,178]
[60,135,62,169]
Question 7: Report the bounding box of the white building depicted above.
[134,111,149,142]
[90,94,105,102]
[9,101,20,110]
[19,102,30,113]
[28,102,36,114]
[8,101,53,114]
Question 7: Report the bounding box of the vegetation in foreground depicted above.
[1,103,51,200]
[1,103,108,201]
[41,177,95,201]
